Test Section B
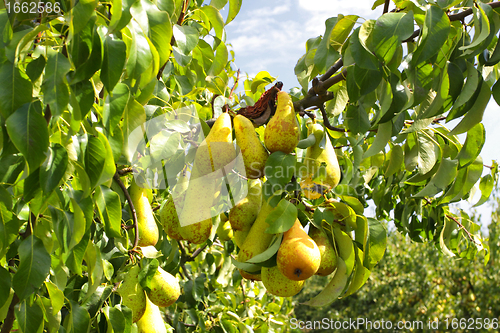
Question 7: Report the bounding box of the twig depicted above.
[318,104,347,132]
[383,0,390,14]
[229,69,241,98]
[333,144,350,150]
[446,214,479,245]
[113,172,139,249]
[117,167,134,176]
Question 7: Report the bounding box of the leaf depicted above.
[385,144,404,177]
[264,152,296,188]
[364,218,387,269]
[104,83,130,133]
[449,82,491,135]
[15,298,44,333]
[0,60,33,119]
[413,158,458,197]
[44,281,65,316]
[201,5,225,40]
[458,3,491,52]
[343,247,370,297]
[264,200,297,234]
[12,235,51,301]
[173,24,199,55]
[0,266,11,309]
[144,2,173,67]
[149,130,181,162]
[440,156,483,204]
[456,123,485,168]
[84,135,106,189]
[108,306,128,333]
[5,101,49,173]
[226,0,242,25]
[411,5,450,65]
[102,36,127,92]
[26,55,46,82]
[71,0,98,35]
[95,185,122,238]
[404,131,438,174]
[124,98,147,162]
[473,174,494,207]
[42,48,71,117]
[246,234,283,264]
[302,257,348,307]
[64,300,91,333]
[39,144,68,195]
[208,41,228,76]
[345,104,370,135]
[250,71,276,94]
[363,121,392,159]
[440,213,456,257]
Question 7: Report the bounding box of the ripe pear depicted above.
[136,296,168,333]
[178,113,234,231]
[237,197,275,280]
[277,219,321,281]
[146,267,181,308]
[309,226,337,276]
[233,230,249,248]
[234,115,269,179]
[264,91,300,154]
[159,172,189,241]
[229,179,262,231]
[118,265,147,323]
[262,265,305,297]
[301,122,340,189]
[217,214,233,241]
[129,180,159,247]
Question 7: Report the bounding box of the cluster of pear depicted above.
[117,265,180,332]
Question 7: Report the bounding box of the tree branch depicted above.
[383,0,390,14]
[318,103,346,132]
[113,172,139,249]
[446,214,479,246]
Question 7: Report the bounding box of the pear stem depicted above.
[113,172,139,250]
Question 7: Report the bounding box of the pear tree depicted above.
[0,0,499,332]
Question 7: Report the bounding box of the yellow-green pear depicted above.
[264,91,300,154]
[118,265,147,323]
[309,226,337,276]
[301,122,340,189]
[146,267,181,308]
[217,214,233,241]
[136,296,168,333]
[234,115,269,179]
[179,217,212,244]
[130,180,159,247]
[262,265,305,297]
[159,172,190,241]
[237,197,275,280]
[229,179,262,231]
[277,219,321,281]
[233,230,249,248]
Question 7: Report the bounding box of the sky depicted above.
[221,0,499,227]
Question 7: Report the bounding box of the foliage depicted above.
[0,0,499,332]
[294,194,500,332]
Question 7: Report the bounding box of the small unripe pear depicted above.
[136,296,168,333]
[118,265,147,323]
[217,214,233,241]
[146,267,181,308]
[262,265,305,297]
[309,226,337,276]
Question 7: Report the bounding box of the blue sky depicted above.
[222,0,499,225]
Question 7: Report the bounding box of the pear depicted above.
[301,122,340,190]
[159,196,184,240]
[178,113,235,232]
[234,115,269,179]
[262,265,305,297]
[217,214,233,241]
[233,230,249,248]
[277,219,321,281]
[309,226,338,276]
[264,91,300,154]
[118,265,147,323]
[129,180,159,247]
[237,197,275,280]
[136,296,168,333]
[229,179,262,232]
[146,267,181,308]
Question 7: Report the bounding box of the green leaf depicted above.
[42,48,71,117]
[363,121,392,159]
[39,144,68,195]
[345,104,370,135]
[44,281,65,316]
[173,24,199,55]
[250,71,275,94]
[302,257,348,307]
[108,306,128,333]
[456,123,485,168]
[411,5,450,65]
[440,156,483,204]
[264,199,297,234]
[102,36,127,92]
[459,3,491,52]
[5,101,49,173]
[0,61,33,118]
[64,300,91,333]
[404,131,438,174]
[226,0,242,25]
[208,41,228,76]
[364,218,387,269]
[69,25,102,85]
[95,185,122,238]
[201,5,225,40]
[26,55,46,82]
[346,27,379,70]
[84,135,106,188]
[449,82,491,135]
[0,266,11,309]
[12,235,51,301]
[473,174,494,207]
[70,80,95,125]
[83,285,114,318]
[123,98,147,162]
[384,144,404,177]
[15,298,44,333]
[413,158,458,197]
[150,130,181,162]
[104,83,130,133]
[71,0,98,35]
[65,231,91,276]
[144,1,172,67]
[264,152,296,188]
[246,234,283,264]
